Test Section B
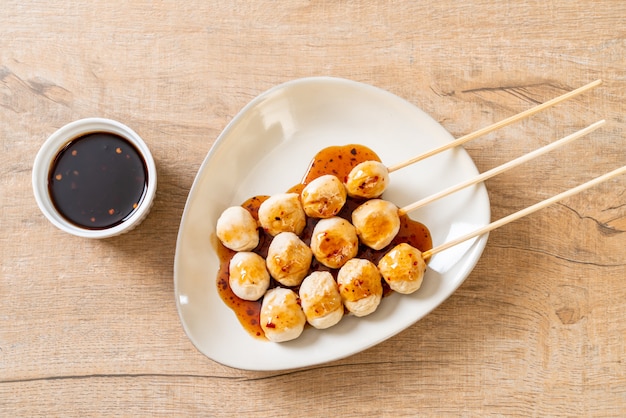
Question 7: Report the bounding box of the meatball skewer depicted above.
[353,120,605,251]
[378,164,626,295]
[346,79,601,199]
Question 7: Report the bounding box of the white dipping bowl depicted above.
[32,118,157,238]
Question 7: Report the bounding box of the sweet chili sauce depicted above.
[215,144,432,339]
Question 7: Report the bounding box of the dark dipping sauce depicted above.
[216,144,433,339]
[48,132,148,229]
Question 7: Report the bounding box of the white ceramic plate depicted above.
[174,77,490,371]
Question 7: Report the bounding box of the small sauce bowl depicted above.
[32,118,157,238]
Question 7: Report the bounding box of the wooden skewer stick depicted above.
[387,79,602,173]
[422,165,626,260]
[398,120,606,216]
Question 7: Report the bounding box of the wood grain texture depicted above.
[1,1,625,416]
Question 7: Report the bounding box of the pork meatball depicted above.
[260,287,307,342]
[378,243,427,294]
[351,199,400,250]
[310,216,359,269]
[228,252,271,301]
[345,160,389,199]
[301,174,347,219]
[299,271,344,329]
[266,232,312,287]
[257,193,306,236]
[216,206,259,251]
[337,258,383,317]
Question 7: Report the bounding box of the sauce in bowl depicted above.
[48,132,148,230]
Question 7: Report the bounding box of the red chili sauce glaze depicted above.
[215,144,432,339]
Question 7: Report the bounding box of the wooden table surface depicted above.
[2,1,625,416]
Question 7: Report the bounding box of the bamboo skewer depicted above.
[387,79,602,173]
[421,165,626,260]
[397,120,606,216]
